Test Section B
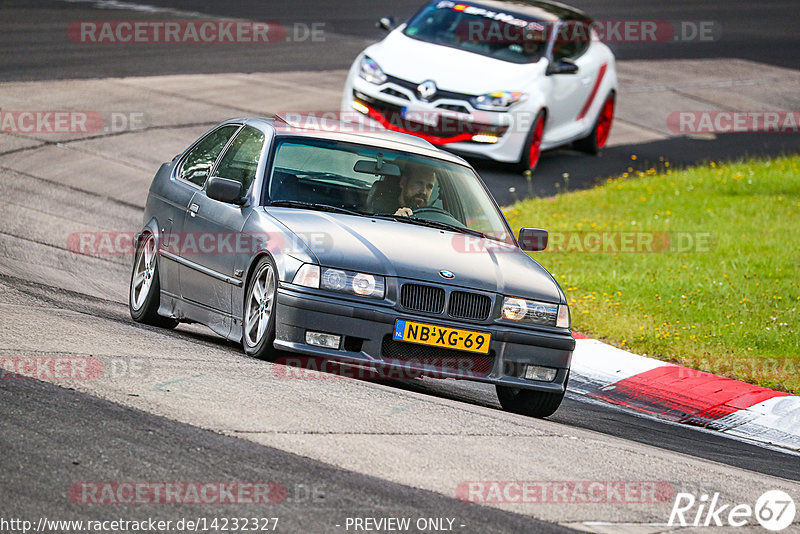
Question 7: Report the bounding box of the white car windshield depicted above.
[403,0,550,64]
[267,137,516,245]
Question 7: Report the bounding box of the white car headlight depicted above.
[472,91,527,111]
[358,56,387,85]
[502,297,569,328]
[294,264,385,299]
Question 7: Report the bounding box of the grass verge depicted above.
[505,156,800,393]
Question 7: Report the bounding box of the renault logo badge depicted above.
[417,80,437,101]
[439,270,455,279]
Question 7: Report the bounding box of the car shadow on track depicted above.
[162,325,800,480]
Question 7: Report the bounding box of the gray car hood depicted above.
[268,208,563,303]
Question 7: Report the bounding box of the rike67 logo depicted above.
[669,490,796,531]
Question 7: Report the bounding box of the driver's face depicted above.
[400,174,435,209]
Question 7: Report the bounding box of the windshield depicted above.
[267,137,515,245]
[403,0,550,64]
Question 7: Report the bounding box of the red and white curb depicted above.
[569,334,800,452]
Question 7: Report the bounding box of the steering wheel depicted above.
[411,207,465,227]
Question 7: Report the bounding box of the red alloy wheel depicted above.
[527,114,545,169]
[595,97,615,148]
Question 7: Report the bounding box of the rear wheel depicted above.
[129,233,178,328]
[574,93,615,155]
[515,110,546,173]
[496,372,568,418]
[242,256,279,360]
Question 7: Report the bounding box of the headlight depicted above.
[358,56,387,85]
[472,91,527,111]
[293,264,385,299]
[501,297,569,328]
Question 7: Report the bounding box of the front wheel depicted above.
[496,372,568,418]
[242,256,279,360]
[574,93,615,155]
[515,110,546,173]
[129,233,178,328]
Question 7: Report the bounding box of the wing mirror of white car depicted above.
[377,17,396,31]
[518,227,548,251]
[546,58,579,76]
[206,176,245,205]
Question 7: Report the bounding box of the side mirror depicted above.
[206,176,245,205]
[546,58,579,75]
[518,227,548,251]
[377,17,396,31]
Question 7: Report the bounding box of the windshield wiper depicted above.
[269,200,367,217]
[376,214,486,239]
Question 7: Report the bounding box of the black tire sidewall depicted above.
[496,370,569,418]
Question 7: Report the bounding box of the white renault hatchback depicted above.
[342,0,617,171]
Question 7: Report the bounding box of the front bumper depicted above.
[274,286,574,392]
[343,77,532,164]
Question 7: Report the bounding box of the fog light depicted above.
[352,100,369,115]
[305,331,341,349]
[472,134,499,143]
[524,365,557,382]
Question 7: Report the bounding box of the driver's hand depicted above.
[394,207,413,217]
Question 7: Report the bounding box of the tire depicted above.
[496,372,569,418]
[129,233,178,328]
[515,110,546,173]
[574,93,615,155]
[242,256,279,360]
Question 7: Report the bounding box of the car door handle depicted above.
[188,203,199,217]
[581,77,592,85]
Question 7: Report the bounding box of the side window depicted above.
[551,20,590,62]
[212,126,266,193]
[179,125,239,187]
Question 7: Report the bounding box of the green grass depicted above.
[504,156,800,393]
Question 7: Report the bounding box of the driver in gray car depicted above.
[394,162,437,217]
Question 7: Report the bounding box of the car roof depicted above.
[449,0,591,23]
[233,116,471,167]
